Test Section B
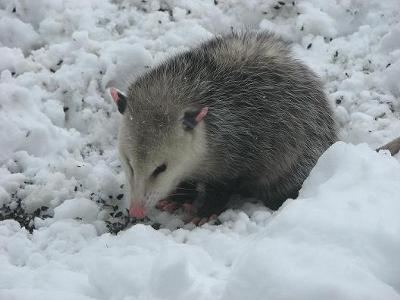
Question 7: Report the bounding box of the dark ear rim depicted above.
[109,87,127,114]
[182,106,208,130]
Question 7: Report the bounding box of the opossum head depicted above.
[110,88,208,218]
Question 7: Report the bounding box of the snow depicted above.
[223,143,400,300]
[0,16,41,53]
[0,0,400,299]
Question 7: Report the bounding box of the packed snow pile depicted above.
[1,143,400,299]
[0,0,400,299]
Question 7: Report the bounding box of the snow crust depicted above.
[1,0,400,299]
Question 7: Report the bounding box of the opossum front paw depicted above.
[156,199,182,213]
[183,200,223,225]
[156,198,195,214]
[184,214,219,226]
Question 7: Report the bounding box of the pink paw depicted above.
[156,199,185,213]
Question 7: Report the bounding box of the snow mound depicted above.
[1,0,400,298]
[223,143,400,300]
[0,16,41,53]
[1,143,400,299]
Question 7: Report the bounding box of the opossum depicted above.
[109,31,398,223]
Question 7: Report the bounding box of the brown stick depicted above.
[376,137,400,156]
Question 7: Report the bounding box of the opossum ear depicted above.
[109,87,127,114]
[182,107,208,130]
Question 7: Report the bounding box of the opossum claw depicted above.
[185,214,219,226]
[182,203,195,215]
[156,199,182,213]
[156,199,169,210]
[164,202,180,213]
[190,217,201,225]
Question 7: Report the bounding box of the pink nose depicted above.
[129,201,147,219]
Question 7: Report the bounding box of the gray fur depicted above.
[118,31,337,214]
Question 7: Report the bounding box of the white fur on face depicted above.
[118,119,208,211]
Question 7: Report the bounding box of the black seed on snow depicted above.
[300,26,304,31]
[115,211,123,218]
[386,63,391,68]
[50,68,56,73]
[63,106,69,112]
[12,7,16,13]
[158,20,162,24]
[334,50,338,58]
[74,186,78,192]
[41,206,48,211]
[57,59,63,66]
[11,72,16,76]
[278,1,285,5]
[116,194,124,200]
[336,98,342,104]
[214,0,218,5]
[186,9,191,14]
[109,195,113,199]
[274,5,280,9]
[307,43,312,49]
[152,223,161,230]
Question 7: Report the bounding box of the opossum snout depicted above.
[129,201,147,219]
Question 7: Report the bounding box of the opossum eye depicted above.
[109,87,127,114]
[182,107,208,130]
[151,163,167,178]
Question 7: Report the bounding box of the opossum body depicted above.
[112,32,337,220]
